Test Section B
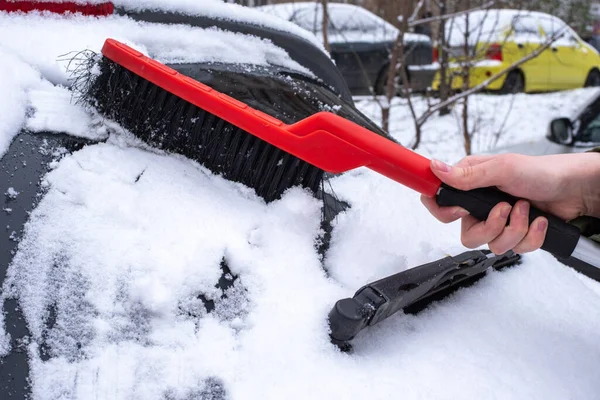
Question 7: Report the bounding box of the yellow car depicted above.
[431,9,600,93]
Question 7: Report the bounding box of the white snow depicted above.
[2,2,600,400]
[5,187,20,200]
[26,81,105,140]
[0,47,43,157]
[0,310,9,357]
[0,12,314,87]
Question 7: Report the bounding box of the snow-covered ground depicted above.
[355,88,600,162]
[1,3,600,400]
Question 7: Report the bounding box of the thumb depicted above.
[431,159,497,191]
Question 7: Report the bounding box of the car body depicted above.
[258,2,435,95]
[432,9,600,93]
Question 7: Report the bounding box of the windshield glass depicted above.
[293,5,392,34]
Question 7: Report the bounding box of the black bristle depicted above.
[83,57,324,202]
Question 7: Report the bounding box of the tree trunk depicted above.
[438,0,451,116]
[321,0,331,53]
[381,29,403,132]
[462,0,471,155]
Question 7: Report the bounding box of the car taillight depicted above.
[485,43,503,62]
[433,47,439,63]
[0,1,114,16]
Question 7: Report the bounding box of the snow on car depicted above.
[1,2,600,400]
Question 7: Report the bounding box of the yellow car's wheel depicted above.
[584,69,600,87]
[500,70,524,94]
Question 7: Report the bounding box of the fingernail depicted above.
[537,219,548,232]
[453,208,469,218]
[500,205,511,219]
[519,201,530,216]
[432,159,452,173]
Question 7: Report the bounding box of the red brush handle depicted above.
[0,0,114,15]
[287,113,441,196]
[101,39,443,197]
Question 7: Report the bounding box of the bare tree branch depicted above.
[410,1,495,27]
[408,0,425,23]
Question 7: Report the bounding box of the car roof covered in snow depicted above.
[258,2,431,44]
[445,8,572,46]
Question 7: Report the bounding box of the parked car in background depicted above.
[258,2,435,95]
[490,89,600,156]
[432,9,600,94]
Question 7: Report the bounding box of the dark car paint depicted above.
[116,7,354,103]
[329,39,434,94]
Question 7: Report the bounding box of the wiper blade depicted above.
[328,249,521,351]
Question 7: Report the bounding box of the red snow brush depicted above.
[0,1,113,15]
[83,38,598,266]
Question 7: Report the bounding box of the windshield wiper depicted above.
[328,249,521,351]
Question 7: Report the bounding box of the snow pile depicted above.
[26,81,105,140]
[3,140,336,399]
[355,88,600,162]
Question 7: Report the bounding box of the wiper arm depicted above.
[328,249,521,351]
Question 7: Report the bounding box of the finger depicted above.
[420,194,469,223]
[430,155,513,191]
[460,202,512,248]
[488,200,530,255]
[513,217,549,254]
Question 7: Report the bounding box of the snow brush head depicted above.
[78,39,442,202]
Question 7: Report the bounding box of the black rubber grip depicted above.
[436,184,580,258]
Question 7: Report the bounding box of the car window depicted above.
[445,10,511,47]
[328,7,385,33]
[537,16,571,41]
[292,6,390,35]
[512,15,542,39]
[291,7,322,34]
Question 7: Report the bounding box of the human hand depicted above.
[420,153,600,254]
